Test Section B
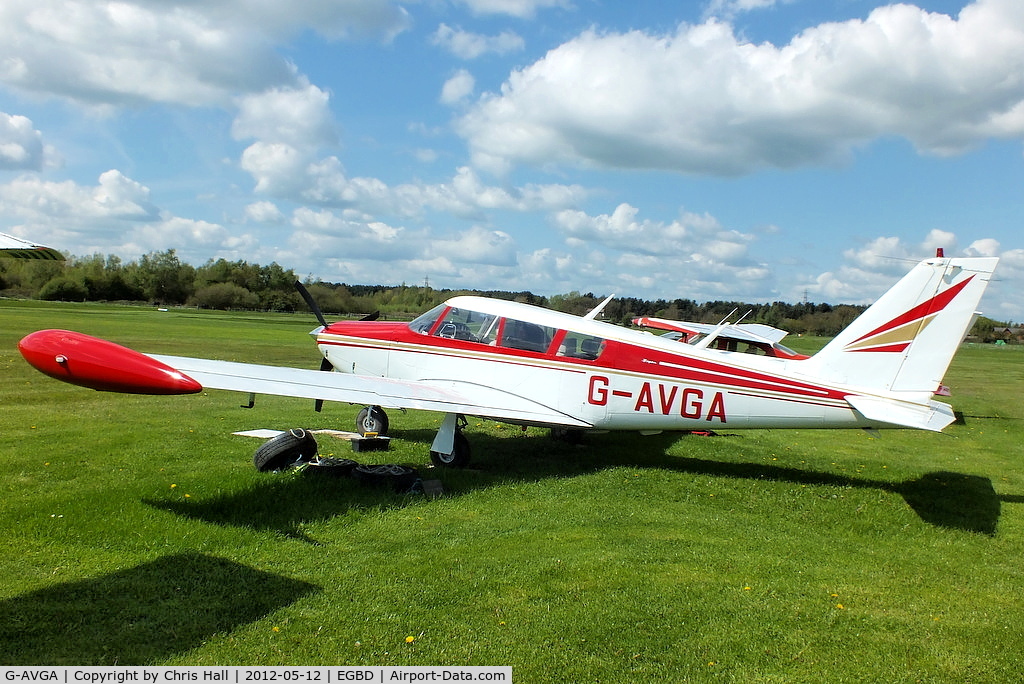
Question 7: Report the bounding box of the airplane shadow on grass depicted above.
[145,429,1024,541]
[0,553,319,665]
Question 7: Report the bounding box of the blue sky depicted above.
[1,0,1021,320]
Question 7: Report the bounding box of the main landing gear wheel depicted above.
[356,405,389,436]
[430,431,471,468]
[254,428,318,472]
[550,427,585,444]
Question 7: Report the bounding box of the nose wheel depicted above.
[429,413,471,468]
[430,430,470,468]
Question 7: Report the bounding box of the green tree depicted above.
[191,283,260,310]
[128,250,195,304]
[39,276,88,301]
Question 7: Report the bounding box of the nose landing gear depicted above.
[429,413,471,468]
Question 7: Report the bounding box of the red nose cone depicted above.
[18,329,202,395]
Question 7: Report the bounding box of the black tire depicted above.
[304,457,358,478]
[430,431,471,468]
[356,406,389,436]
[253,429,319,472]
[351,464,420,492]
[550,427,585,444]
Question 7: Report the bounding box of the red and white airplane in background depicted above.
[631,315,810,360]
[19,252,998,468]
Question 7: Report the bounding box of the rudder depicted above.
[799,255,998,396]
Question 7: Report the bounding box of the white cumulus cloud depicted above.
[0,0,409,107]
[459,0,1024,176]
[441,70,477,105]
[455,0,571,19]
[0,113,46,171]
[432,24,525,59]
[233,83,338,149]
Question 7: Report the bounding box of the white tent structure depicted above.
[0,231,64,260]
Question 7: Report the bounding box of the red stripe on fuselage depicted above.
[318,321,844,403]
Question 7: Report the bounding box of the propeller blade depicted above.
[294,280,328,328]
[314,357,333,413]
[360,311,380,321]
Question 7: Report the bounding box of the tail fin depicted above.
[800,255,998,396]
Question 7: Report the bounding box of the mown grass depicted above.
[2,299,1023,680]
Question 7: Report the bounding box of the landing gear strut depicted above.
[354,407,471,468]
[430,413,471,468]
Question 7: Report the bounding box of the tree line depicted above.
[0,248,1010,339]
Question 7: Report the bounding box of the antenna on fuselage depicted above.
[584,294,615,320]
[692,309,752,350]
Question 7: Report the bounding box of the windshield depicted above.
[409,303,447,334]
[435,307,500,344]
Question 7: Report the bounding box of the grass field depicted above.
[2,299,1023,680]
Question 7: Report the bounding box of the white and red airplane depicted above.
[19,253,997,468]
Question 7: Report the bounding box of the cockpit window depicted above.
[410,304,605,359]
[409,303,447,334]
[433,307,501,344]
[499,319,555,353]
[555,331,605,360]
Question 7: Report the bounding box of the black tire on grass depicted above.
[254,429,319,472]
[304,457,359,478]
[351,464,419,492]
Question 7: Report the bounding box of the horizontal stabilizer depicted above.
[845,394,955,432]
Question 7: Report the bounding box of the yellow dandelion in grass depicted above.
[272,627,280,633]
[836,604,845,610]
[405,636,416,643]
[170,483,177,489]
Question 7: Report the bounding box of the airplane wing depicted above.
[148,353,593,429]
[633,316,703,336]
[19,329,591,429]
[633,317,790,344]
